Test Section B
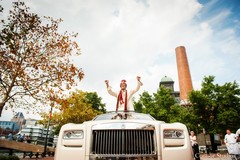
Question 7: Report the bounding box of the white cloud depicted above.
[1,0,240,120]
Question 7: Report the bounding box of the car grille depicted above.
[91,129,155,156]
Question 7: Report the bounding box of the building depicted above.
[0,121,20,133]
[0,112,24,137]
[0,113,55,146]
[159,76,180,103]
[21,118,44,139]
[20,118,55,146]
[11,112,26,131]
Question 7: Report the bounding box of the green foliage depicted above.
[134,86,191,126]
[0,155,20,160]
[84,92,106,113]
[40,90,106,135]
[134,76,240,135]
[189,76,240,135]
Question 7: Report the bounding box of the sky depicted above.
[1,0,240,121]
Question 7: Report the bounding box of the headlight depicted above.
[63,130,84,139]
[163,130,184,139]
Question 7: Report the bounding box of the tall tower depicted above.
[175,46,193,104]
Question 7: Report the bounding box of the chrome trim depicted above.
[92,123,155,130]
[91,122,156,157]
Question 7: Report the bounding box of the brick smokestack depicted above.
[175,46,193,103]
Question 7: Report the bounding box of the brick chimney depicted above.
[175,46,193,104]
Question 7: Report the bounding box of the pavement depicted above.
[20,157,54,160]
[19,154,238,160]
[199,153,239,160]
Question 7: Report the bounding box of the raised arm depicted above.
[105,80,118,97]
[129,76,143,96]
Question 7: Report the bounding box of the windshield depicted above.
[93,112,155,121]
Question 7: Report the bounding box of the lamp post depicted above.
[43,106,52,157]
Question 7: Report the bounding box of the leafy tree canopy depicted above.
[40,90,106,135]
[0,2,84,116]
[134,86,192,126]
[189,76,240,134]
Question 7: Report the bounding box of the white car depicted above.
[55,112,194,160]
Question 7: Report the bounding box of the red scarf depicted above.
[116,90,127,112]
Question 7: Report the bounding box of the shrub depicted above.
[0,155,20,160]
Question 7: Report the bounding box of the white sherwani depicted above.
[224,133,240,155]
[107,81,142,111]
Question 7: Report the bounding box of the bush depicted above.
[0,155,20,160]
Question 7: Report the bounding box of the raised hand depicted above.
[105,80,109,87]
[136,76,143,85]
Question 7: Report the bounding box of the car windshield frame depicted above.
[92,112,156,121]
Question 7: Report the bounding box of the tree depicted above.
[40,90,106,134]
[0,2,84,116]
[84,92,106,113]
[134,87,185,121]
[189,76,240,134]
[134,86,196,131]
[150,86,176,121]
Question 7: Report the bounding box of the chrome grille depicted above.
[91,129,155,156]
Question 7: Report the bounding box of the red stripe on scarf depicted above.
[116,90,127,112]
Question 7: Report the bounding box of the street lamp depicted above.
[43,106,52,157]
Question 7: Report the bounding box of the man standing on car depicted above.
[105,76,143,112]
